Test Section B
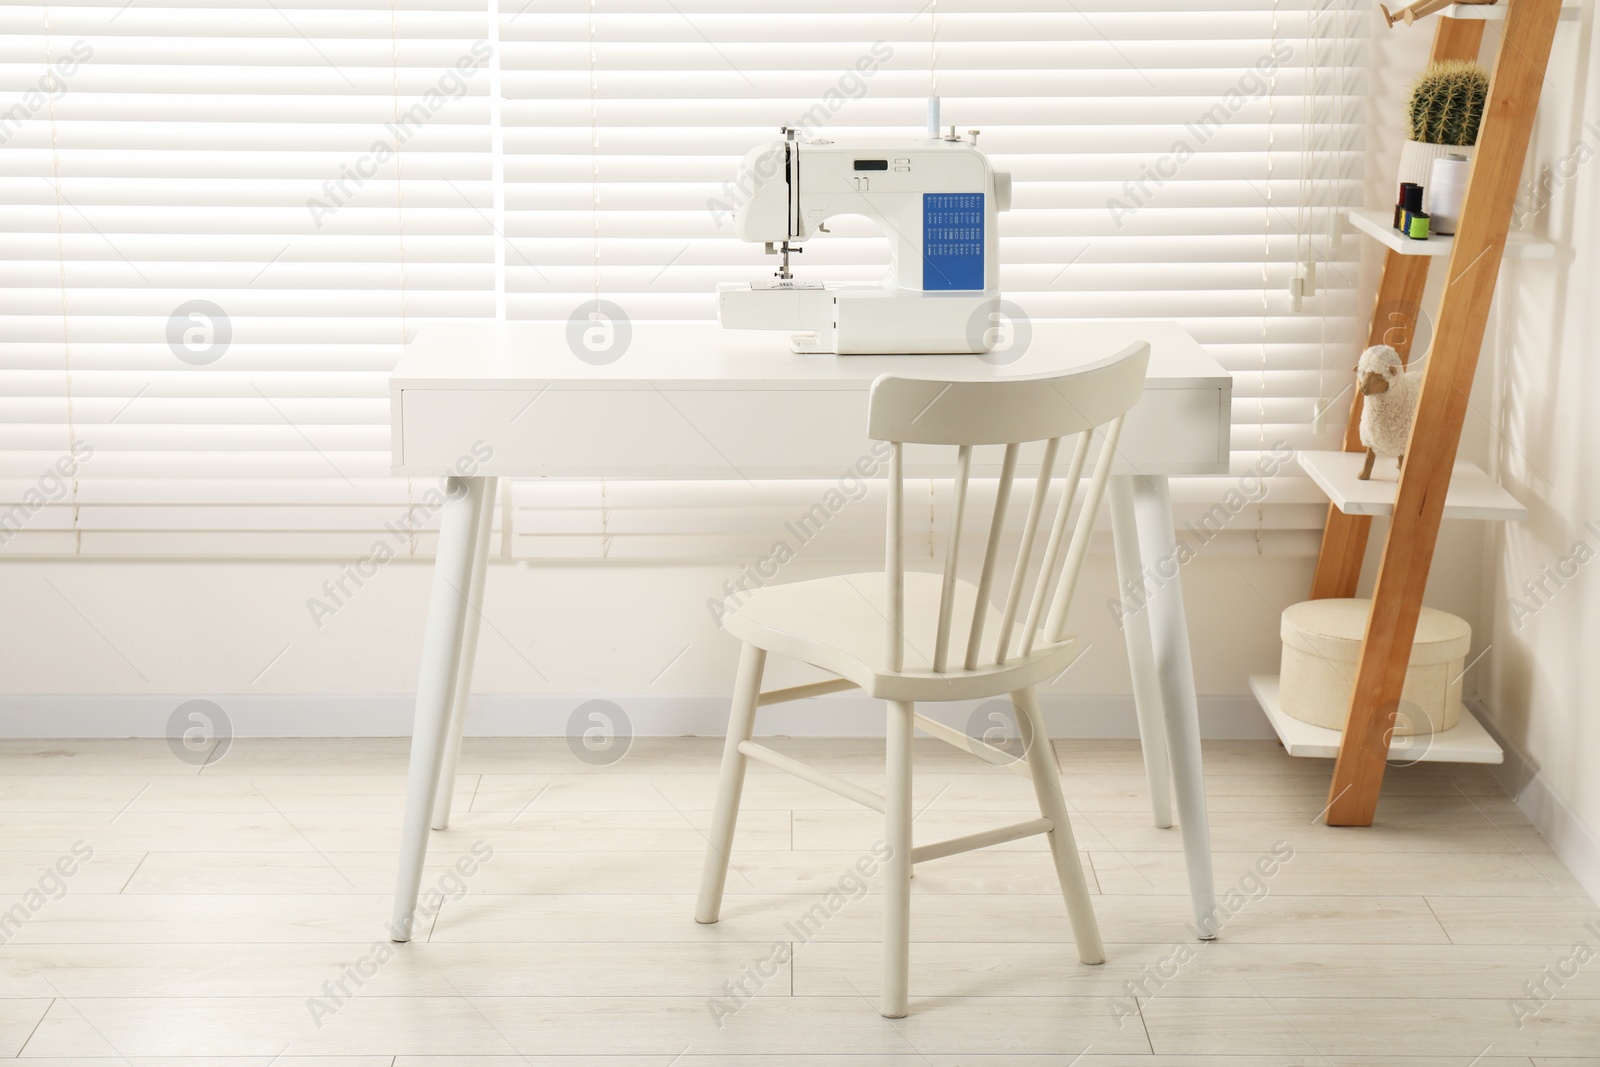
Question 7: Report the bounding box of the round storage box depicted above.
[1278,598,1470,736]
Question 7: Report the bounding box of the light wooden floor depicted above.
[1,735,1597,1065]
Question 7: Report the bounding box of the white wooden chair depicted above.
[693,341,1150,1018]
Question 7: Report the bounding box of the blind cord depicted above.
[1259,0,1280,553]
[588,0,601,307]
[1302,2,1316,422]
[489,0,505,322]
[43,0,81,553]
[589,0,606,554]
[390,0,415,555]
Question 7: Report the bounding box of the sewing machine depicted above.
[716,116,1011,355]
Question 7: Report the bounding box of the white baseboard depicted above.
[0,692,1275,741]
[1470,698,1600,907]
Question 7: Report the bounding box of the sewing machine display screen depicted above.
[923,193,984,291]
[853,159,888,171]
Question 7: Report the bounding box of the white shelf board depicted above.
[1345,208,1554,259]
[1250,675,1503,764]
[1435,2,1580,20]
[1297,450,1528,522]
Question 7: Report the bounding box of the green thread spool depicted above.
[1403,209,1431,240]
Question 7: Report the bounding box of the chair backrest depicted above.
[868,341,1149,673]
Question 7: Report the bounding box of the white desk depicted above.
[387,320,1230,940]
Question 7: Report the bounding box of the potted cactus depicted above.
[1397,60,1488,228]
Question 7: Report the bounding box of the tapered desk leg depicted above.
[432,476,497,830]
[1109,476,1173,829]
[391,475,487,942]
[1129,473,1217,938]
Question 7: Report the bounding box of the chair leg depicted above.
[881,699,915,1018]
[1014,686,1105,965]
[694,642,766,924]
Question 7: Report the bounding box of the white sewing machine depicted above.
[717,108,1011,355]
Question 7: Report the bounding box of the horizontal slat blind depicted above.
[1,0,493,555]
[510,477,1330,562]
[2,0,1364,559]
[508,0,1365,560]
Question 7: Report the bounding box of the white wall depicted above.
[0,552,1313,737]
[1472,8,1600,889]
[1353,4,1600,898]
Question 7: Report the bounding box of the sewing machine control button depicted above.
[853,177,869,191]
[894,166,910,172]
[893,157,909,164]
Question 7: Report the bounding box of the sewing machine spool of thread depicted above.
[1395,183,1424,231]
[1426,154,1471,235]
[1394,183,1418,229]
[1402,208,1431,240]
[927,96,940,139]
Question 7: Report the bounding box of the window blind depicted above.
[505,0,1365,560]
[1,0,494,556]
[1,0,1364,560]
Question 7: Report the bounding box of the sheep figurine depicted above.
[1355,344,1420,480]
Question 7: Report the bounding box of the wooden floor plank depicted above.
[19,995,1155,1058]
[1143,994,1600,1058]
[0,736,1591,1061]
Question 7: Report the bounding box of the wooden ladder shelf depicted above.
[1309,0,1563,825]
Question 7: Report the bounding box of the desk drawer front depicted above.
[396,384,1227,478]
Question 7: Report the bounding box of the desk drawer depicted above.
[395,382,1228,478]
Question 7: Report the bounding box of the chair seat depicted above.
[720,571,1078,702]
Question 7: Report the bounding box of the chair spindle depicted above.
[1020,431,1092,657]
[964,443,1019,670]
[884,442,904,673]
[1044,415,1126,644]
[932,444,973,673]
[994,437,1060,666]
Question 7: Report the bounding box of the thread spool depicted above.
[1426,154,1471,235]
[1395,182,1420,229]
[1403,209,1431,240]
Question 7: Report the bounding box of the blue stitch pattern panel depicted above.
[922,192,985,291]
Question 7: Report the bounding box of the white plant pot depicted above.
[1426,154,1473,235]
[1396,140,1476,206]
